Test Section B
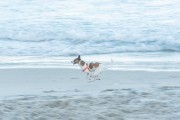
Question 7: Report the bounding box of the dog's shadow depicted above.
[71,77,79,80]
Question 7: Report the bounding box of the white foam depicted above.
[0,52,180,71]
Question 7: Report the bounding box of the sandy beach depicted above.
[1,0,180,119]
[0,68,180,120]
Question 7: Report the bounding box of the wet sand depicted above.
[0,68,180,120]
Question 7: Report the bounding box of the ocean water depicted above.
[0,0,180,70]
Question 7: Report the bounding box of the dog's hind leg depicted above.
[96,75,100,80]
[91,75,100,80]
[93,69,101,80]
[86,73,91,80]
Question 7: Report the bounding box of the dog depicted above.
[71,55,104,80]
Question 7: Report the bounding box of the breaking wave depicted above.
[0,0,180,56]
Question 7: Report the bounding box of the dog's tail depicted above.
[109,58,114,69]
[103,59,114,70]
[110,58,114,68]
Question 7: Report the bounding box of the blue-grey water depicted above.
[0,0,180,70]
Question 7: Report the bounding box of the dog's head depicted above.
[71,55,81,64]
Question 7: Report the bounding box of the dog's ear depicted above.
[78,55,80,59]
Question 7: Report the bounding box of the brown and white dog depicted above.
[72,55,104,80]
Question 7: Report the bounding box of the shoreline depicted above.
[0,52,180,71]
[1,67,180,72]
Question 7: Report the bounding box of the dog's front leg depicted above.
[86,73,92,80]
[86,73,90,80]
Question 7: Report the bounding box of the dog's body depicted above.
[72,55,104,80]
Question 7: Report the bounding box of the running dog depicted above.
[71,55,104,80]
